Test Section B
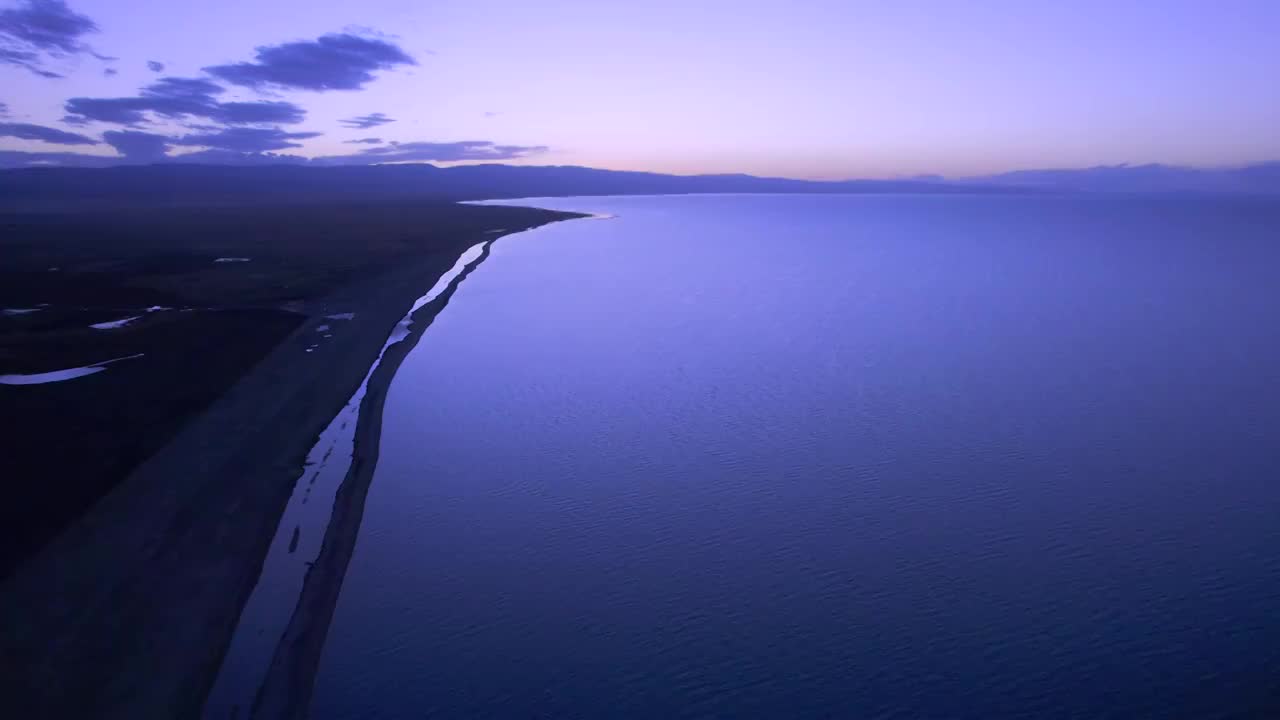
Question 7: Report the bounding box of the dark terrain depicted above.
[0,200,577,578]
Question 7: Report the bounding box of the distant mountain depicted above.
[3,161,1277,211]
[964,162,1280,194]
[0,163,1000,210]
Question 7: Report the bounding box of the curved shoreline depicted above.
[0,209,584,719]
[250,240,499,719]
[203,239,495,718]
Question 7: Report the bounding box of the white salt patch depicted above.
[485,228,508,234]
[0,366,106,385]
[324,312,355,321]
[2,308,40,316]
[214,257,251,263]
[90,315,142,330]
[0,353,144,386]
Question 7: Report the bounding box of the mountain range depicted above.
[1,161,1277,210]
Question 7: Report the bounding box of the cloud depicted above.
[0,120,97,145]
[102,129,170,161]
[0,148,115,167]
[340,112,394,129]
[0,44,56,75]
[0,100,8,117]
[213,101,305,125]
[166,149,307,165]
[147,76,223,98]
[64,76,306,126]
[321,140,548,164]
[79,126,319,161]
[343,137,382,144]
[0,0,95,53]
[63,96,151,124]
[0,0,101,76]
[102,66,115,76]
[146,59,163,72]
[174,126,321,153]
[205,33,416,91]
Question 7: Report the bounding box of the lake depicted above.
[310,194,1280,718]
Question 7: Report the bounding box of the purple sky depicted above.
[2,0,1278,178]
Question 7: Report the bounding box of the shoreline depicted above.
[0,208,585,718]
[251,239,501,719]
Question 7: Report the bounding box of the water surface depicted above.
[313,194,1280,718]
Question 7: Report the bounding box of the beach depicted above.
[0,201,583,718]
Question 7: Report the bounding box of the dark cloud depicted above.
[340,112,393,129]
[0,0,96,53]
[0,45,37,66]
[212,101,305,125]
[146,76,224,100]
[174,126,321,153]
[343,137,383,144]
[102,129,170,161]
[0,100,8,117]
[205,33,416,91]
[63,76,306,126]
[63,97,150,124]
[102,66,115,76]
[0,148,115,167]
[0,0,101,76]
[0,120,97,145]
[6,124,320,164]
[0,44,56,75]
[166,148,306,165]
[322,140,548,164]
[146,59,163,72]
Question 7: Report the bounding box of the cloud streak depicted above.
[0,135,549,167]
[205,33,416,92]
[340,112,394,129]
[322,140,548,164]
[174,126,321,153]
[0,121,98,145]
[64,76,307,126]
[0,0,101,76]
[146,59,163,72]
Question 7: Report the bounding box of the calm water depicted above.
[311,194,1280,719]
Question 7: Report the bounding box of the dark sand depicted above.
[0,202,583,718]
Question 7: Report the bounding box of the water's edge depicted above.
[199,210,594,719]
[249,241,499,719]
[200,241,493,718]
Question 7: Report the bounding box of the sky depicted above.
[1,0,1278,178]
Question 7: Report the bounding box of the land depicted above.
[0,198,584,718]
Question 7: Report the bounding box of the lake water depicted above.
[310,194,1280,719]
